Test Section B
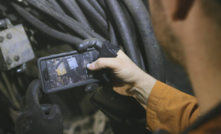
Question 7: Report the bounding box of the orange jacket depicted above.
[146,81,221,134]
[146,81,200,133]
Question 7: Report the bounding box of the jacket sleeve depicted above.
[146,81,201,134]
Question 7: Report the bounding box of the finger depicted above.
[41,104,52,113]
[88,58,120,71]
[25,79,42,105]
[85,83,99,92]
[48,104,63,121]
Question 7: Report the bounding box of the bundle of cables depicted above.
[11,0,165,82]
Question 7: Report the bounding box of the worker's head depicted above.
[148,0,221,68]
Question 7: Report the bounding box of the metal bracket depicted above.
[0,23,35,70]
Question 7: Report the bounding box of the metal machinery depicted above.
[0,0,193,134]
[0,20,34,71]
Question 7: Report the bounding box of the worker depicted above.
[15,0,221,134]
[85,0,221,133]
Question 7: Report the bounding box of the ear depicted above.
[164,0,194,21]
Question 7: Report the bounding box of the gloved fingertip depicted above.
[77,44,87,52]
[41,104,52,113]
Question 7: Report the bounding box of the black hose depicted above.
[24,0,91,39]
[106,0,142,67]
[46,0,104,40]
[88,0,106,19]
[47,0,66,15]
[118,0,146,71]
[24,0,106,41]
[77,0,109,38]
[45,0,105,41]
[42,0,68,33]
[66,15,105,41]
[118,0,137,44]
[88,0,118,45]
[123,0,165,82]
[60,0,92,28]
[12,3,82,46]
[109,23,118,45]
[97,0,106,8]
[65,15,105,41]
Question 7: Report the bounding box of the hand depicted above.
[15,80,63,134]
[88,50,157,106]
[77,38,120,92]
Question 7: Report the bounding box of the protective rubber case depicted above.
[37,48,100,93]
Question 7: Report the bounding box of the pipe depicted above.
[60,0,92,28]
[123,0,165,82]
[77,0,109,38]
[11,3,82,47]
[106,0,142,67]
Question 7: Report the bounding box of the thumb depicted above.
[88,58,120,71]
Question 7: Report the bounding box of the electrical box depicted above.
[0,24,35,70]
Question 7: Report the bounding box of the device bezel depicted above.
[37,48,100,93]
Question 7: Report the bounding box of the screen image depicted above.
[45,50,99,89]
